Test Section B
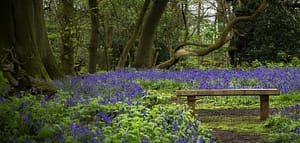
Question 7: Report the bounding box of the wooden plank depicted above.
[187,96,196,116]
[260,95,269,120]
[176,89,280,96]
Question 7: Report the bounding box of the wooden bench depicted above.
[176,89,280,120]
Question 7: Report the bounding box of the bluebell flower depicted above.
[0,96,5,102]
[20,101,25,112]
[70,123,77,130]
[92,138,98,143]
[188,120,192,128]
[192,138,197,143]
[23,114,30,124]
[24,137,31,143]
[141,138,149,143]
[141,108,147,116]
[291,114,298,120]
[295,126,300,134]
[66,97,76,107]
[127,99,132,105]
[41,97,47,107]
[199,137,205,143]
[136,101,141,106]
[101,113,112,125]
[174,122,179,130]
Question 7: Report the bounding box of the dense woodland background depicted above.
[0,0,300,91]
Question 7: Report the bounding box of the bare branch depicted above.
[173,42,210,52]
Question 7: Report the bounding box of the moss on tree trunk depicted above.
[0,0,61,93]
[60,0,75,76]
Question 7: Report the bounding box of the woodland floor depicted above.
[210,128,263,143]
[170,97,283,143]
[196,108,282,143]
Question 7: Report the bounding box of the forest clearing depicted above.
[1,68,300,142]
[1,0,300,142]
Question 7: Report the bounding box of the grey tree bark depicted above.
[133,0,170,69]
[116,0,151,69]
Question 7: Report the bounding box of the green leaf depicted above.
[65,136,76,143]
[37,124,56,139]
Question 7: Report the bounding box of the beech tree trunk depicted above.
[88,0,99,73]
[0,0,62,90]
[60,0,75,75]
[102,15,112,71]
[116,0,151,69]
[133,0,169,69]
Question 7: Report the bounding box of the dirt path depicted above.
[170,97,285,143]
[211,128,264,143]
[196,108,282,116]
[195,108,282,143]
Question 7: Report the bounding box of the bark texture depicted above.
[116,0,151,69]
[0,0,61,92]
[133,0,169,69]
[88,0,99,73]
[60,0,75,75]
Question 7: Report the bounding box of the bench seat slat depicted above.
[176,89,280,96]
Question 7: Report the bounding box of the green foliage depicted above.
[37,124,56,139]
[0,94,80,142]
[0,71,9,95]
[263,115,300,143]
[108,104,211,142]
[171,57,201,70]
[142,90,171,105]
[0,89,212,142]
[272,93,300,106]
[229,77,261,88]
[238,59,300,69]
[264,115,292,133]
[135,79,194,93]
[263,103,300,143]
[232,0,300,65]
[198,96,260,108]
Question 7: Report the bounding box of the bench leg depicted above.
[187,96,196,116]
[260,95,269,120]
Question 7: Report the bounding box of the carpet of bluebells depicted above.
[0,67,300,142]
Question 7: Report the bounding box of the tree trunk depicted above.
[103,15,112,71]
[182,0,189,41]
[88,0,99,73]
[217,0,226,32]
[0,0,61,91]
[116,0,151,69]
[60,0,75,75]
[36,0,62,79]
[133,0,169,69]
